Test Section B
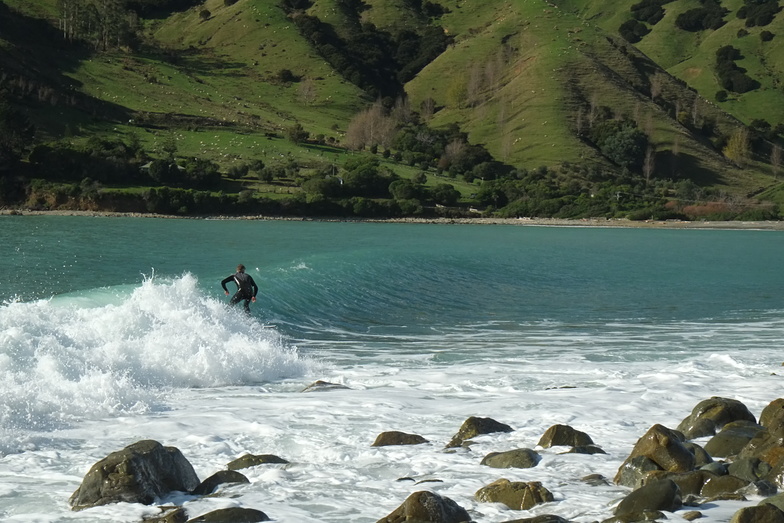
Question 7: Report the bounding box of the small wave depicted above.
[0,273,314,449]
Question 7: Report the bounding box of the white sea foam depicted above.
[0,274,314,455]
[0,277,782,522]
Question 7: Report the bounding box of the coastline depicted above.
[3,208,784,230]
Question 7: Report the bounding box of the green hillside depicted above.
[1,0,784,218]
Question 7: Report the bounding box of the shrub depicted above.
[761,30,775,41]
[716,90,728,102]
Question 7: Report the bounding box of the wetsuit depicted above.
[221,271,259,313]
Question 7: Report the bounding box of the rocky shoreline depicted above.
[67,392,784,523]
[3,208,784,230]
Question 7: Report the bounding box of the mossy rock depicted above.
[475,479,553,510]
[186,507,269,522]
[538,424,594,448]
[481,448,541,469]
[226,454,289,471]
[445,416,513,448]
[372,431,429,447]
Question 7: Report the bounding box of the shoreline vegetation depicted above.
[3,208,784,230]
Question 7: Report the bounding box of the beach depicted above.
[4,208,784,230]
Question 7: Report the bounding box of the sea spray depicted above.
[0,274,314,454]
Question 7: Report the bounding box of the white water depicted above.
[0,275,780,522]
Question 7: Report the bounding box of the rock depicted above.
[475,479,554,510]
[645,470,715,497]
[738,480,777,497]
[186,507,270,522]
[563,445,606,455]
[701,474,750,497]
[372,431,429,446]
[376,490,472,523]
[69,440,200,511]
[614,478,681,516]
[682,510,703,521]
[761,399,784,432]
[614,425,695,486]
[501,516,571,523]
[445,416,513,448]
[729,503,784,523]
[600,510,665,522]
[537,424,594,448]
[615,455,663,489]
[481,448,541,469]
[300,380,350,392]
[226,454,289,471]
[728,457,773,483]
[192,470,250,496]
[683,442,713,467]
[763,492,784,512]
[705,420,766,458]
[738,426,784,488]
[700,461,728,476]
[143,506,188,523]
[677,397,757,439]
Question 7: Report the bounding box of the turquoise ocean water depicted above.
[0,216,783,522]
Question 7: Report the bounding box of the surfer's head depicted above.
[237,264,246,273]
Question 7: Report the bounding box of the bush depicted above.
[716,90,728,102]
[761,30,775,41]
[619,19,650,42]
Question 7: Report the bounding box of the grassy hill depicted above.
[2,0,784,215]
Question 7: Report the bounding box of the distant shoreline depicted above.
[3,209,784,230]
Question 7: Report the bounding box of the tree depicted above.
[431,183,460,205]
[643,144,656,185]
[298,77,318,105]
[723,127,750,166]
[286,123,310,144]
[345,102,396,150]
[0,100,35,173]
[771,144,781,179]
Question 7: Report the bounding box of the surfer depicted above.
[221,264,258,313]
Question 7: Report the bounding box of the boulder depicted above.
[614,424,695,486]
[738,426,784,487]
[186,507,270,522]
[761,399,784,432]
[144,506,188,523]
[475,479,554,510]
[738,480,777,497]
[227,454,289,471]
[537,424,594,448]
[376,490,472,523]
[728,457,773,483]
[683,442,713,467]
[615,455,664,489]
[445,416,513,448]
[372,431,429,447]
[69,440,200,511]
[729,503,784,523]
[645,470,715,497]
[563,445,606,455]
[701,474,750,497]
[614,478,681,516]
[192,470,250,496]
[481,448,541,469]
[501,516,570,523]
[677,397,757,439]
[300,380,351,392]
[705,420,766,458]
[761,492,784,512]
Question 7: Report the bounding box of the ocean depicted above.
[0,215,782,522]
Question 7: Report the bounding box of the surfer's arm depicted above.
[220,275,234,294]
[249,276,259,297]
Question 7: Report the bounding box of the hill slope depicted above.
[1,0,784,214]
